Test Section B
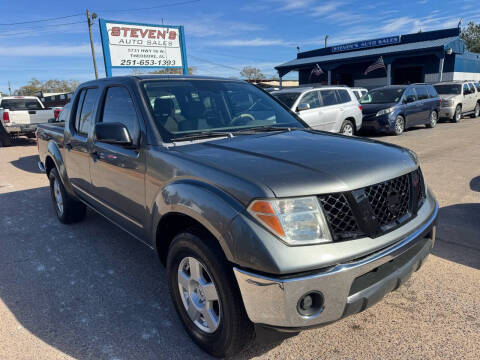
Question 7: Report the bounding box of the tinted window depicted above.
[336,89,351,103]
[299,91,321,109]
[475,82,480,92]
[319,90,338,106]
[468,83,476,93]
[75,88,99,135]
[353,91,361,100]
[0,99,42,110]
[101,87,139,138]
[403,88,418,103]
[463,84,470,94]
[416,86,429,100]
[272,92,300,108]
[427,85,437,98]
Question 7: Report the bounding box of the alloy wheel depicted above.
[178,256,221,333]
[342,123,354,136]
[475,104,480,118]
[395,117,404,135]
[430,111,437,127]
[53,178,64,215]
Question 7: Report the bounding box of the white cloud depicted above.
[278,0,316,11]
[311,2,343,16]
[382,17,415,32]
[2,44,101,57]
[213,38,293,47]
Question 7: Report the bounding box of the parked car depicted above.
[351,87,368,100]
[271,86,362,136]
[360,84,441,135]
[37,75,438,358]
[0,96,55,146]
[433,81,480,122]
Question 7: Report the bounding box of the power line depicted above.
[0,21,86,38]
[96,0,201,14]
[0,13,83,26]
[189,55,242,71]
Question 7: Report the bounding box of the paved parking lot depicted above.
[0,118,479,360]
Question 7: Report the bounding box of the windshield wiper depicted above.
[171,131,233,142]
[232,125,304,134]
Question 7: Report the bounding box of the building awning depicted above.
[276,36,464,77]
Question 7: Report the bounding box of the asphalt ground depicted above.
[0,117,479,360]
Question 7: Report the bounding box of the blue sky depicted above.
[1,0,480,93]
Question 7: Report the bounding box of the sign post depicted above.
[99,19,188,77]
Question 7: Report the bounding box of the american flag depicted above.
[363,56,385,75]
[309,64,324,79]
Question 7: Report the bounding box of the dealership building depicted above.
[275,28,480,89]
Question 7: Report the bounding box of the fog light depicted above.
[297,291,324,317]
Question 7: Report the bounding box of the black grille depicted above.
[319,193,363,240]
[364,174,411,227]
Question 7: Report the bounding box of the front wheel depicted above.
[472,103,480,118]
[340,120,355,136]
[167,231,254,358]
[426,110,438,128]
[452,105,462,123]
[393,115,405,135]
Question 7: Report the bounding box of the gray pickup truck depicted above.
[37,75,438,358]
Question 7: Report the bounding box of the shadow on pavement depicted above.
[0,187,285,360]
[470,176,480,192]
[433,203,480,270]
[10,155,43,174]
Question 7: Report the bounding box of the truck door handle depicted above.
[28,110,36,114]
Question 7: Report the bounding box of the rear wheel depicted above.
[167,230,254,358]
[393,115,405,135]
[340,120,355,136]
[452,105,462,123]
[472,102,480,118]
[49,168,86,224]
[426,110,438,128]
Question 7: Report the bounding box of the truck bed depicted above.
[37,122,65,156]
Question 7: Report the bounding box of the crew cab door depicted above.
[65,87,99,196]
[89,85,146,238]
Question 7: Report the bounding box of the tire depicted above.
[48,168,86,224]
[426,110,438,128]
[340,120,355,136]
[167,230,254,358]
[472,102,480,118]
[0,129,11,147]
[452,105,462,123]
[393,115,405,135]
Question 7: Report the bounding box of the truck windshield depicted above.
[0,99,42,111]
[272,92,300,108]
[359,88,405,104]
[142,80,305,141]
[433,84,462,95]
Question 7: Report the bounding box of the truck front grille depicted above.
[364,173,411,227]
[319,169,425,241]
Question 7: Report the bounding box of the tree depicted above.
[461,22,480,53]
[14,78,79,95]
[240,66,266,81]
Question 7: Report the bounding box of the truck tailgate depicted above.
[9,110,52,125]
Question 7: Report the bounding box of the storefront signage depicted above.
[99,19,188,77]
[331,36,401,53]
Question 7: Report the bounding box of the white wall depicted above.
[452,72,480,81]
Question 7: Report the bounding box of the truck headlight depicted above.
[376,107,395,116]
[441,99,454,107]
[247,197,332,245]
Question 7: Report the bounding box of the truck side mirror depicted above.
[296,103,310,112]
[94,122,132,146]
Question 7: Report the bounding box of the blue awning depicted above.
[276,36,464,77]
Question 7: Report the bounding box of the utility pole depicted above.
[8,81,12,95]
[325,35,329,48]
[87,9,99,79]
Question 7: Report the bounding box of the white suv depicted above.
[272,86,362,135]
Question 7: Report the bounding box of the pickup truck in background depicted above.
[0,96,56,146]
[37,75,438,358]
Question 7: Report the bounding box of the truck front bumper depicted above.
[234,203,438,330]
[439,107,455,119]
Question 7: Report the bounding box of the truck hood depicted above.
[361,103,397,116]
[171,130,417,199]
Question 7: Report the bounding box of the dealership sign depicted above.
[331,36,401,53]
[99,19,188,77]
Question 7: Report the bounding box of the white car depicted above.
[272,86,363,135]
